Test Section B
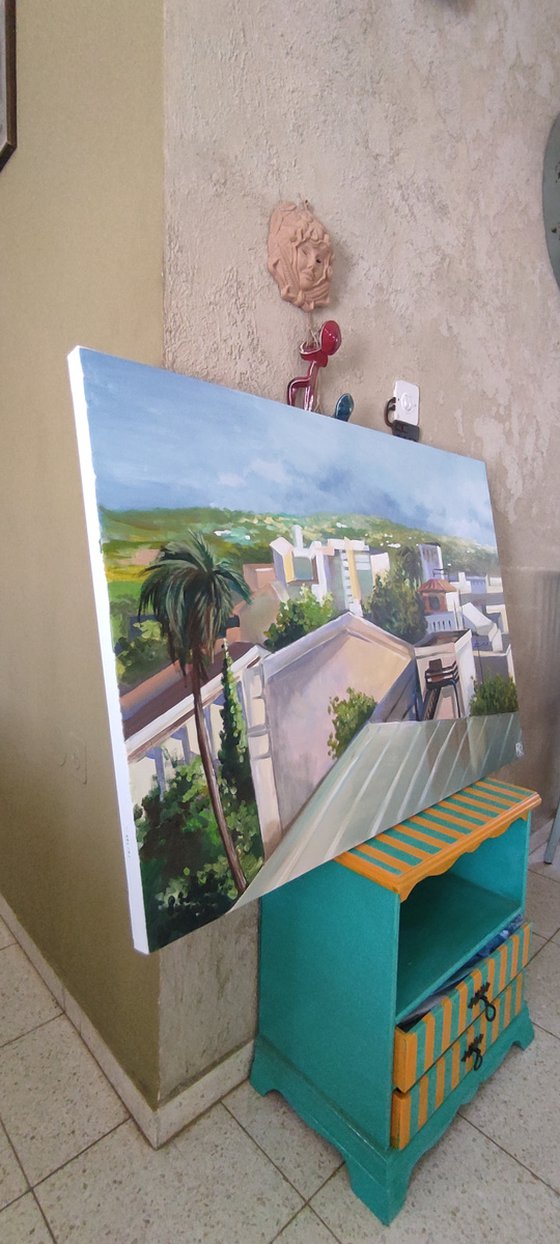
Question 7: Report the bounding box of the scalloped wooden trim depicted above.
[336,786,541,900]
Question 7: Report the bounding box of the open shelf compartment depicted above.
[396,872,520,1022]
[394,802,532,1023]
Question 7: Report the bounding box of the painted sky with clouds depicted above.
[75,349,498,549]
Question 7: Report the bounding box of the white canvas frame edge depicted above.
[68,346,149,954]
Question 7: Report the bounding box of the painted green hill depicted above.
[100,506,499,589]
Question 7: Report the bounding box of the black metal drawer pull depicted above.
[462,1034,484,1071]
[468,982,496,1022]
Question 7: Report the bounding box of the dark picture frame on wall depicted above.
[0,0,16,171]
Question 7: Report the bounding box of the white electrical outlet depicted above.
[394,380,420,427]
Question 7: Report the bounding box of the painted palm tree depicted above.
[139,533,252,895]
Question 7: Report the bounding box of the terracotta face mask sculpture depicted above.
[267,202,334,311]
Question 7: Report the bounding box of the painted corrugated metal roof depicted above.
[236,711,523,907]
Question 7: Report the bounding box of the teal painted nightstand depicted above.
[251,779,540,1224]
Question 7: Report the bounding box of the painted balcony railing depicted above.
[125,645,265,803]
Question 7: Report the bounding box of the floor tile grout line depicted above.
[269,1207,301,1242]
[24,965,143,1129]
[530,935,560,957]
[0,936,62,1006]
[1,980,134,1130]
[166,1095,240,1154]
[220,1098,308,1198]
[30,1188,56,1242]
[268,1177,345,1244]
[0,1187,31,1217]
[309,1173,347,1243]
[305,1160,346,1206]
[27,1118,131,1194]
[1,1185,56,1242]
[529,933,560,959]
[459,1115,560,1199]
[531,1018,560,1042]
[529,844,560,859]
[44,1011,133,1127]
[530,926,560,943]
[0,1117,30,1203]
[0,1010,63,1054]
[528,863,560,884]
[3,918,148,1138]
[220,1097,329,1203]
[529,859,560,870]
[268,1204,320,1243]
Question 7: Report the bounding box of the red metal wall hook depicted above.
[287,320,342,412]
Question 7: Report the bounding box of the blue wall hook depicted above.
[333,393,354,421]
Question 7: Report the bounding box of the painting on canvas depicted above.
[69,349,520,952]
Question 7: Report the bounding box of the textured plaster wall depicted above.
[0,1,163,1103]
[163,0,560,1089]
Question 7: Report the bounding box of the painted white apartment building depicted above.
[271,525,389,616]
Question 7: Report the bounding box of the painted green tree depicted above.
[138,533,252,895]
[364,568,426,645]
[264,587,335,652]
[393,544,423,587]
[115,619,168,688]
[328,687,377,759]
[135,758,263,949]
[470,675,519,716]
[218,639,253,803]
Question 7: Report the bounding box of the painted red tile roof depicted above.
[419,578,457,593]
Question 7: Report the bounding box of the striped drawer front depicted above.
[393,921,530,1092]
[391,973,524,1150]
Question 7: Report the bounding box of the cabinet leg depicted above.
[512,1003,534,1051]
[346,1158,410,1226]
[249,1044,278,1098]
[251,1039,411,1225]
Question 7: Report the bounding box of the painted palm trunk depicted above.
[69,348,520,952]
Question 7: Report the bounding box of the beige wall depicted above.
[2,0,559,1120]
[0,1,163,1103]
[163,0,560,1082]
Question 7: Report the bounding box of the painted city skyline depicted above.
[70,348,519,953]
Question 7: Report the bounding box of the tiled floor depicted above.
[1,840,560,1243]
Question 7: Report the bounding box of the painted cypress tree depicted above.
[218,640,254,803]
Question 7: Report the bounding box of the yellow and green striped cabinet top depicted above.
[336,780,540,900]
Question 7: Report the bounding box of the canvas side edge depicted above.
[67,347,149,955]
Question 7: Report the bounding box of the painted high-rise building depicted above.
[270,528,389,616]
[418,543,444,583]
